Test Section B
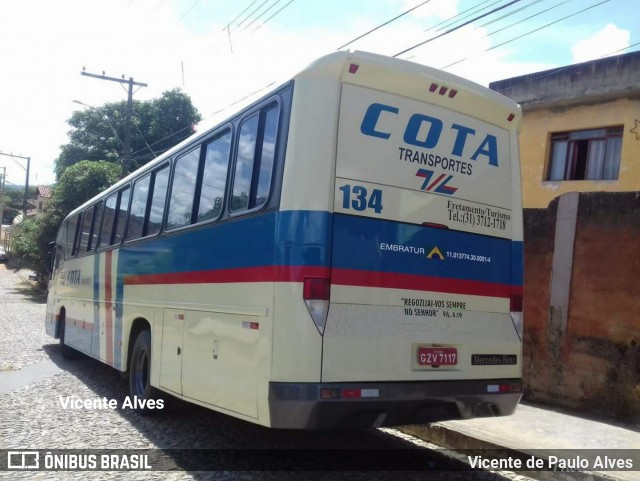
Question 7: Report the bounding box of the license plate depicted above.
[417,347,458,366]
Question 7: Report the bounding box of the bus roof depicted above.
[64,50,520,219]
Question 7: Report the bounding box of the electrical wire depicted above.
[336,0,433,51]
[394,0,523,58]
[442,0,611,69]
[241,0,283,32]
[478,0,545,28]
[251,0,295,32]
[492,41,640,95]
[427,0,502,34]
[223,0,259,31]
[176,0,201,23]
[233,0,272,31]
[439,0,575,69]
[486,0,572,37]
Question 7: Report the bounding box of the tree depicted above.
[10,161,121,282]
[12,88,200,281]
[51,161,122,214]
[1,185,37,224]
[56,89,201,178]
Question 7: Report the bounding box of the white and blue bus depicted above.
[46,51,523,429]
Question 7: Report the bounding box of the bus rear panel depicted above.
[269,51,523,429]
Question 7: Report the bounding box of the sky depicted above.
[0,0,637,187]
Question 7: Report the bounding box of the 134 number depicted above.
[339,184,384,214]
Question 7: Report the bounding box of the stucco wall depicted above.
[519,97,640,208]
[523,191,640,421]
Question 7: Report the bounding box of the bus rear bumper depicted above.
[268,379,522,430]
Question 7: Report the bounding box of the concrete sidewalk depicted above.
[400,402,640,481]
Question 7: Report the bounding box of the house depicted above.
[490,50,640,208]
[490,51,640,421]
[36,185,52,215]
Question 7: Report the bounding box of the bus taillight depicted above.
[510,293,523,341]
[303,277,331,336]
[510,294,523,312]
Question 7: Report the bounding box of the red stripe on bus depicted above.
[122,265,520,299]
[124,266,331,286]
[331,268,518,298]
[105,250,113,366]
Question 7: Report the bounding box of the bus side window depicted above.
[127,176,151,240]
[65,213,80,258]
[146,165,170,236]
[167,147,201,230]
[88,201,103,251]
[230,103,280,212]
[197,131,232,223]
[113,187,131,245]
[78,208,93,253]
[99,193,118,248]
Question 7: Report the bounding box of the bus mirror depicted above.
[45,241,56,275]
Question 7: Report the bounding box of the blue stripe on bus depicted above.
[92,252,100,359]
[115,254,124,371]
[116,210,520,289]
[331,213,515,286]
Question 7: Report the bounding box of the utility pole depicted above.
[0,152,30,218]
[80,69,148,174]
[0,166,6,225]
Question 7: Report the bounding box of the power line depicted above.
[487,0,610,52]
[210,81,277,116]
[336,0,433,51]
[486,0,573,37]
[478,0,545,28]
[251,0,295,32]
[442,0,611,69]
[233,0,271,31]
[80,69,148,175]
[490,41,640,95]
[176,0,202,23]
[240,0,283,32]
[440,0,575,69]
[127,124,195,160]
[223,0,259,31]
[394,0,523,58]
[427,0,502,34]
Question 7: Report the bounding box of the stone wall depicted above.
[523,191,640,421]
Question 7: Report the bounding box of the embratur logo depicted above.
[415,169,458,195]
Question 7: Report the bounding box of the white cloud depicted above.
[571,23,630,63]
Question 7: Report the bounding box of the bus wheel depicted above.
[58,315,81,359]
[129,330,164,415]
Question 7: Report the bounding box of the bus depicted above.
[45,50,523,429]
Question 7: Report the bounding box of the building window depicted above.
[547,127,623,181]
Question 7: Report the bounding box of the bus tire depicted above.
[129,330,164,415]
[59,315,81,359]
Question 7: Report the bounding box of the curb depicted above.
[398,423,623,481]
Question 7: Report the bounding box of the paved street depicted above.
[0,263,537,480]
